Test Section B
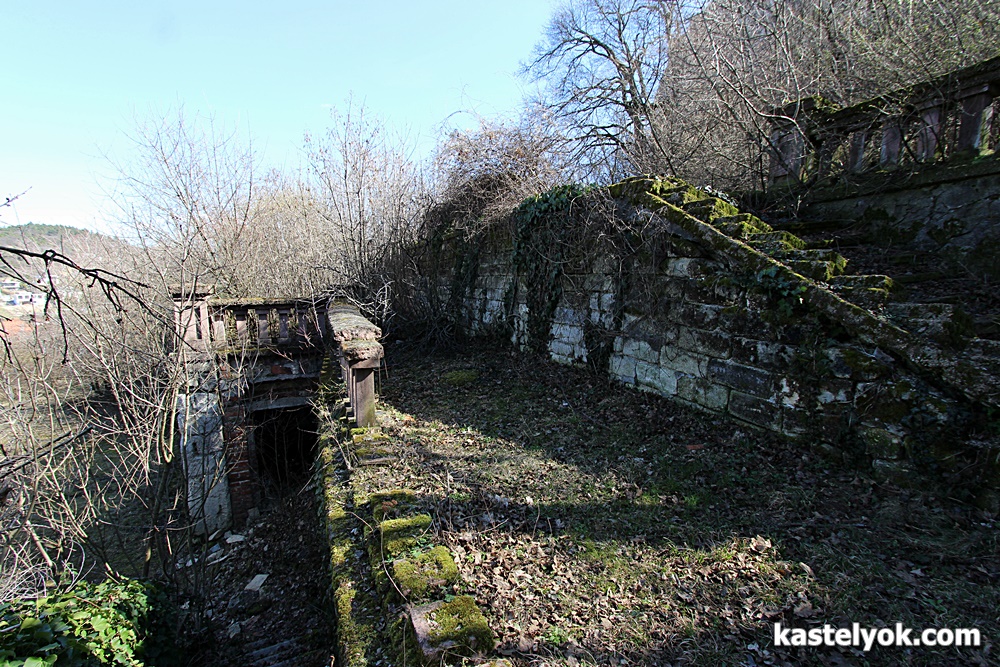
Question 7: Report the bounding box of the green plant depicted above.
[0,577,175,667]
[509,184,593,354]
[755,265,808,319]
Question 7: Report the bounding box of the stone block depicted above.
[860,426,902,460]
[392,545,459,601]
[677,326,731,358]
[676,376,729,410]
[549,339,577,360]
[782,405,850,441]
[871,459,918,486]
[622,338,660,364]
[825,348,892,381]
[731,337,795,367]
[609,354,637,384]
[663,257,706,278]
[659,346,709,376]
[409,596,494,662]
[636,361,678,396]
[707,359,775,398]
[728,391,782,430]
[665,301,723,329]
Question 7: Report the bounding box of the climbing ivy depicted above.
[507,184,592,354]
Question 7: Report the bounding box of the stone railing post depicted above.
[768,119,805,184]
[879,118,903,168]
[171,287,214,354]
[957,83,998,153]
[915,99,945,161]
[327,302,384,428]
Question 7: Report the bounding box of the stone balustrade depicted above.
[172,291,330,352]
[769,56,1000,186]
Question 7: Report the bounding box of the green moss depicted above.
[334,581,378,667]
[426,595,495,653]
[368,489,420,521]
[392,546,460,601]
[375,514,432,559]
[442,369,479,386]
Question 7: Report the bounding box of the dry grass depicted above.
[358,341,998,666]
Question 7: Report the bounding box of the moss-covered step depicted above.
[367,488,421,521]
[408,596,495,664]
[828,275,896,310]
[372,514,432,559]
[391,545,460,602]
[681,197,740,222]
[745,230,807,251]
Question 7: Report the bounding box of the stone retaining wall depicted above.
[425,178,999,508]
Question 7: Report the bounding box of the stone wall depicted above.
[425,177,999,507]
[801,156,1000,279]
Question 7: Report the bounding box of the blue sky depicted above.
[3,1,558,231]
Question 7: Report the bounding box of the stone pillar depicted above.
[915,100,945,161]
[176,392,232,535]
[847,130,867,173]
[879,119,902,168]
[957,84,997,153]
[768,121,805,184]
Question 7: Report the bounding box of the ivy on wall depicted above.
[507,184,593,354]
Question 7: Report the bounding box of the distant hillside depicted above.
[0,223,106,252]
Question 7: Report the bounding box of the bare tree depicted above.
[305,99,428,323]
[528,0,1000,190]
[526,0,677,179]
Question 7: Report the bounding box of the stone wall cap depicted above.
[340,339,384,361]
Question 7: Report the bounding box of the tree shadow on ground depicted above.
[367,341,999,666]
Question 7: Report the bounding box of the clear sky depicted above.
[3,1,559,232]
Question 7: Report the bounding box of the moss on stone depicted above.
[426,595,495,653]
[368,489,420,521]
[392,546,460,601]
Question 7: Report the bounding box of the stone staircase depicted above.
[674,192,989,356]
[239,637,327,667]
[614,177,1000,410]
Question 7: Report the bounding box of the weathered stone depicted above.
[636,361,678,395]
[731,337,795,367]
[609,354,637,384]
[659,347,710,377]
[622,338,660,364]
[392,546,459,601]
[707,359,775,398]
[409,596,495,662]
[860,426,903,459]
[677,326,732,358]
[328,303,382,342]
[676,376,730,410]
[728,391,781,429]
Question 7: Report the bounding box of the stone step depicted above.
[745,230,805,250]
[830,286,891,310]
[682,197,740,222]
[830,274,896,291]
[772,248,846,264]
[883,302,966,339]
[785,259,847,281]
[247,639,302,667]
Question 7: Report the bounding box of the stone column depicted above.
[957,84,997,153]
[915,99,945,161]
